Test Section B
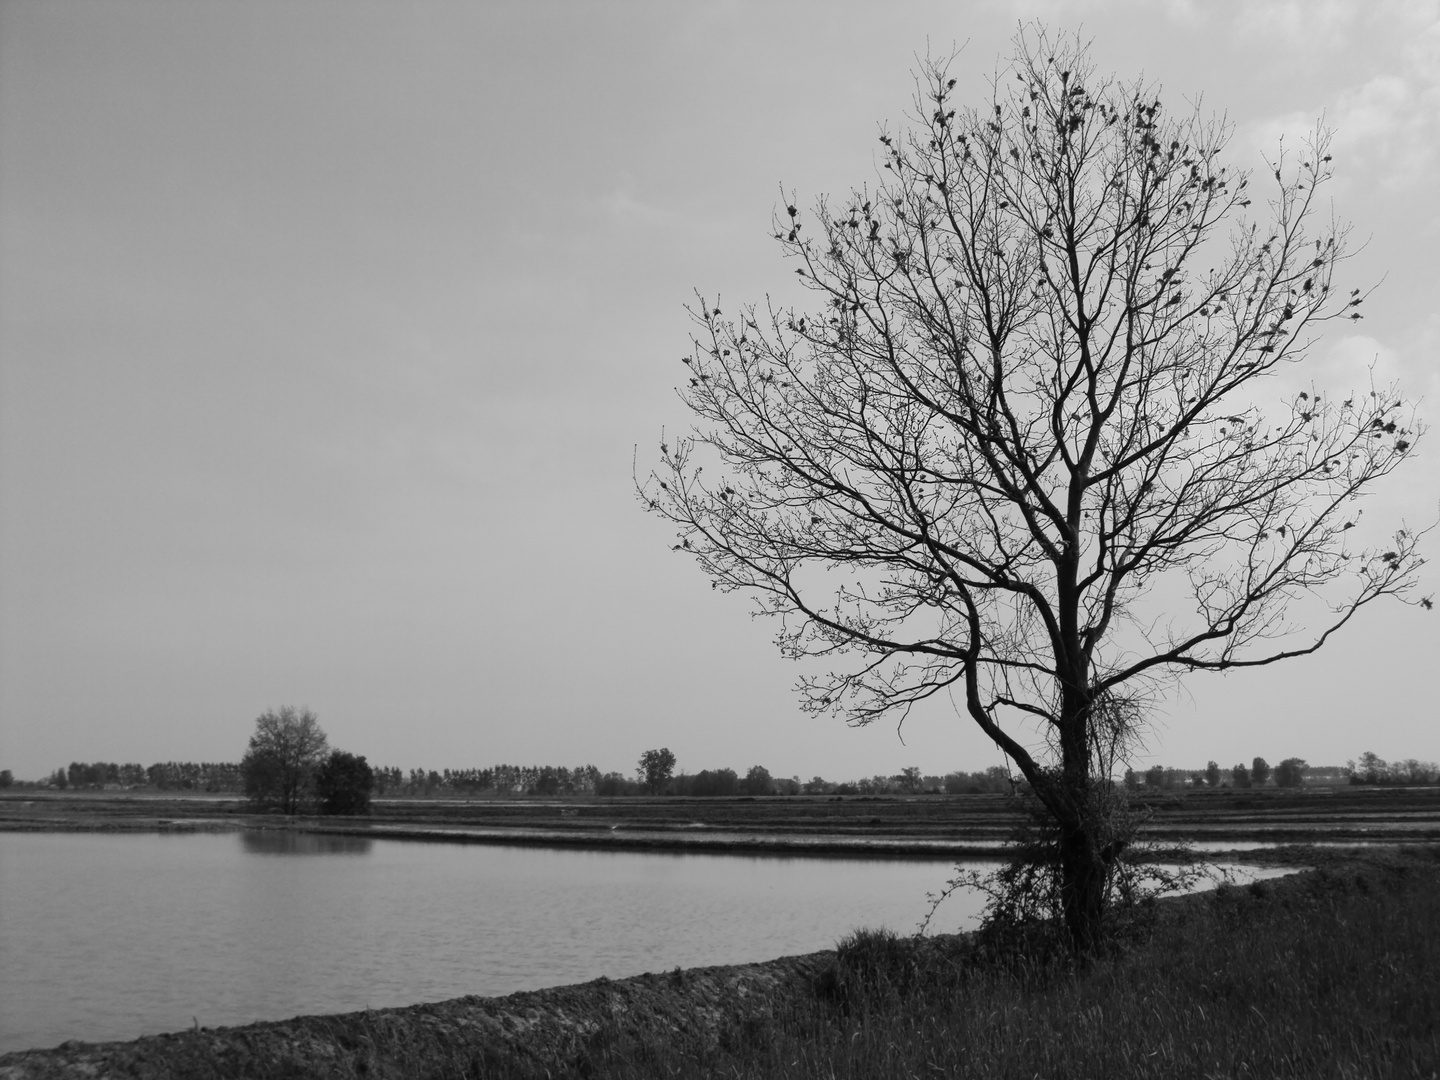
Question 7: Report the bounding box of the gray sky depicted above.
[2,0,1437,782]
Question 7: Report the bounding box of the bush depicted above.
[924,783,1205,957]
[314,750,374,816]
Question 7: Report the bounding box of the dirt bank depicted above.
[0,947,838,1079]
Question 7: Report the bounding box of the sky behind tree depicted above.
[1,0,1436,781]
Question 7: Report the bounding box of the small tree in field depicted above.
[1274,757,1307,788]
[637,747,677,794]
[314,750,374,816]
[643,29,1427,951]
[1251,757,1272,786]
[242,706,329,814]
[741,764,773,795]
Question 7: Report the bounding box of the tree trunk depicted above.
[1058,819,1106,952]
[1057,686,1105,952]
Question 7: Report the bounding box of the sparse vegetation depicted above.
[462,849,1440,1078]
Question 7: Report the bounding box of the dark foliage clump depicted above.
[314,750,374,816]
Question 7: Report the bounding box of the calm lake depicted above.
[0,830,989,1053]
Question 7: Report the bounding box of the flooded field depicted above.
[3,785,1438,853]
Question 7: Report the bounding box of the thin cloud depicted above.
[1240,2,1440,190]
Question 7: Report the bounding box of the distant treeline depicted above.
[1348,752,1440,786]
[371,765,605,796]
[6,754,1434,795]
[21,761,245,792]
[374,764,1017,797]
[1119,757,1426,791]
[6,761,1017,797]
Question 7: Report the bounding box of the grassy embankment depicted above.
[5,846,1436,1079]
[517,847,1440,1078]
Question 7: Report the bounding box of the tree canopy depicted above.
[643,28,1427,949]
[241,706,329,815]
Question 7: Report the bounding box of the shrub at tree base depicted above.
[314,750,374,816]
[922,787,1205,962]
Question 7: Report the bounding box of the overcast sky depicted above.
[2,0,1436,783]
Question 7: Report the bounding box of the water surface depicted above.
[0,830,982,1053]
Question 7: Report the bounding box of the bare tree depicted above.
[242,706,329,814]
[642,29,1427,950]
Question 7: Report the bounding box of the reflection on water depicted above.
[240,830,373,856]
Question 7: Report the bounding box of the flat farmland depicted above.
[3,785,1438,857]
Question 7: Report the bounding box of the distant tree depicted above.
[50,767,67,789]
[241,706,329,814]
[1251,757,1272,787]
[777,775,804,795]
[1274,757,1307,788]
[313,750,374,816]
[1399,759,1438,784]
[691,767,739,797]
[804,775,832,795]
[596,771,637,797]
[1144,765,1166,789]
[530,768,558,796]
[740,765,773,796]
[1204,761,1222,788]
[637,748,677,794]
[0,769,12,788]
[1231,763,1251,788]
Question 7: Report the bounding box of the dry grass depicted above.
[522,848,1440,1079]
